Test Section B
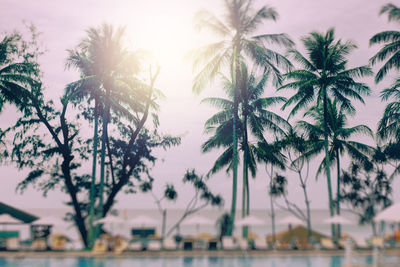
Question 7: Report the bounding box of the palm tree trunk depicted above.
[241,162,247,238]
[228,46,240,236]
[97,86,111,235]
[242,86,249,238]
[336,149,341,239]
[88,103,99,247]
[270,189,276,246]
[323,92,336,240]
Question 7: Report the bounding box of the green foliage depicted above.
[340,160,393,226]
[370,3,400,83]
[269,173,287,196]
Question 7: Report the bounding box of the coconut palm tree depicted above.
[65,24,144,245]
[191,0,292,234]
[378,78,400,143]
[297,99,374,238]
[0,33,38,113]
[202,64,288,237]
[370,3,400,83]
[280,28,372,237]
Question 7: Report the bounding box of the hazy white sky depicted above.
[1,0,399,213]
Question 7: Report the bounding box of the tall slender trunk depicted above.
[323,92,336,240]
[270,191,276,245]
[97,85,111,235]
[336,149,341,239]
[161,210,167,239]
[299,171,312,242]
[242,147,249,238]
[242,88,249,238]
[228,45,240,236]
[88,103,99,247]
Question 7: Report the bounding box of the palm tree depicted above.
[378,78,400,143]
[202,63,288,237]
[191,0,292,234]
[370,3,400,83]
[65,48,102,247]
[297,99,374,238]
[0,33,37,113]
[280,28,372,238]
[65,24,143,245]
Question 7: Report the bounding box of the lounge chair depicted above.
[320,238,336,250]
[254,237,268,250]
[354,238,370,250]
[207,238,218,250]
[222,236,237,250]
[128,240,143,251]
[371,237,384,248]
[31,238,47,251]
[92,238,108,253]
[51,238,66,251]
[182,238,194,250]
[114,238,128,254]
[147,240,162,251]
[6,237,19,251]
[162,237,177,250]
[236,237,249,250]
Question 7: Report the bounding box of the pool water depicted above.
[0,255,399,267]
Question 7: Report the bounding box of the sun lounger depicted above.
[320,238,336,250]
[162,237,177,250]
[207,238,218,250]
[222,236,238,250]
[92,238,108,253]
[51,238,66,251]
[254,237,268,250]
[354,238,370,249]
[31,238,47,251]
[114,238,128,254]
[128,240,143,251]
[147,240,162,251]
[371,237,384,248]
[236,237,249,250]
[6,237,19,251]
[182,238,194,250]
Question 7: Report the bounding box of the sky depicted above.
[1,0,399,213]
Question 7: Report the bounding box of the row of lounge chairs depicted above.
[92,235,396,254]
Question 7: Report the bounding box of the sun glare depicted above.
[124,3,201,72]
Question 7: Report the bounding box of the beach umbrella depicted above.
[235,215,265,227]
[182,215,214,235]
[31,216,67,226]
[374,202,400,222]
[128,215,158,227]
[95,215,127,236]
[322,215,353,225]
[94,215,126,225]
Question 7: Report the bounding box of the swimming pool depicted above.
[0,255,399,267]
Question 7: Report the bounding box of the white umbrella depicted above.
[0,214,23,225]
[374,202,400,222]
[182,215,214,235]
[128,215,158,227]
[31,216,67,226]
[182,216,214,226]
[323,215,353,225]
[236,215,265,226]
[94,215,126,225]
[278,215,304,226]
